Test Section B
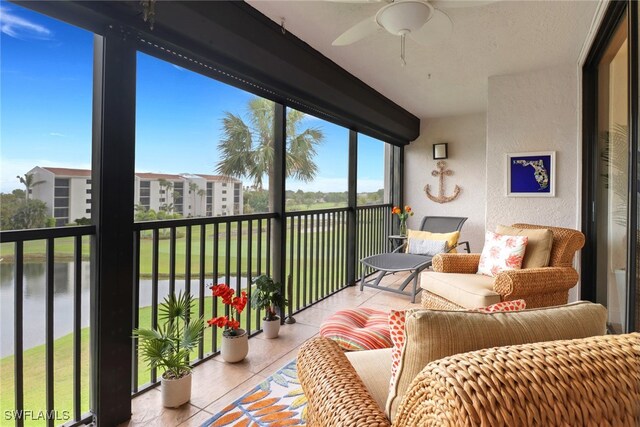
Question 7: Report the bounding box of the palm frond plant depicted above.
[134,291,205,380]
[600,123,629,227]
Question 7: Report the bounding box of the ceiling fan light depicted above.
[376,1,433,35]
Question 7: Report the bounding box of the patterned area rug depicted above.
[202,360,307,427]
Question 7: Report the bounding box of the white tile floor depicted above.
[121,273,417,427]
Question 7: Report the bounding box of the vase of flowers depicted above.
[392,205,414,237]
[208,283,249,363]
[133,291,205,408]
[251,275,288,339]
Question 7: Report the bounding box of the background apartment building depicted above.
[28,167,93,226]
[28,167,243,225]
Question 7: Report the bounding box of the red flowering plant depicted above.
[208,283,248,337]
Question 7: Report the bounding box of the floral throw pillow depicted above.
[477,231,528,277]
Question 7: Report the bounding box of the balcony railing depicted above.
[130,213,276,394]
[356,204,393,278]
[1,225,95,427]
[1,203,392,424]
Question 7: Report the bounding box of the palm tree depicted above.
[188,182,199,216]
[158,179,174,213]
[16,173,45,201]
[216,97,324,210]
[197,188,206,215]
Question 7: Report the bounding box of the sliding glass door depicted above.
[596,10,629,333]
[583,1,638,333]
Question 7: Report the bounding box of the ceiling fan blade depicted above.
[430,0,497,9]
[408,8,453,46]
[332,16,381,46]
[325,0,384,2]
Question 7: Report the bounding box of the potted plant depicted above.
[133,291,205,408]
[251,275,288,339]
[208,283,249,363]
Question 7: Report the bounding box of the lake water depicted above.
[0,261,247,357]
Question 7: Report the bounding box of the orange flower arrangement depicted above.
[392,205,414,236]
[391,205,414,221]
[208,283,248,336]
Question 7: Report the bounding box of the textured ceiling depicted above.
[246,0,600,119]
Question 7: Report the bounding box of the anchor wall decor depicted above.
[424,160,461,204]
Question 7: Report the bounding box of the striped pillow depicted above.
[319,308,393,351]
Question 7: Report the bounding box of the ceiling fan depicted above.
[330,0,496,65]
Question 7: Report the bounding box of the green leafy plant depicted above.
[133,291,205,380]
[251,275,287,321]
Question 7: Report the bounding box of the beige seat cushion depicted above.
[496,224,553,268]
[385,301,607,421]
[420,271,500,308]
[345,348,392,411]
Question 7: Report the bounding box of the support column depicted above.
[391,145,404,234]
[346,130,358,286]
[272,103,287,317]
[90,32,136,425]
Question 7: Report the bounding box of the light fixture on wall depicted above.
[433,143,448,160]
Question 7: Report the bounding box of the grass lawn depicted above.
[0,216,384,281]
[0,297,242,427]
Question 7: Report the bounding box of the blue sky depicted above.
[0,3,385,193]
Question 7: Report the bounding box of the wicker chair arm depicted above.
[297,337,391,427]
[394,333,640,426]
[432,253,481,273]
[493,267,579,299]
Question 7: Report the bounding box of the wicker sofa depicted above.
[298,303,640,426]
[421,224,586,309]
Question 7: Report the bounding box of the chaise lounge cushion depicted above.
[421,271,501,308]
[385,301,607,421]
[345,348,392,411]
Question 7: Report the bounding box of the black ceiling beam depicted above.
[14,0,419,145]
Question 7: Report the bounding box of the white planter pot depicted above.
[262,317,281,339]
[221,329,248,363]
[161,372,192,408]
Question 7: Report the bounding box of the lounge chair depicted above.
[359,216,468,303]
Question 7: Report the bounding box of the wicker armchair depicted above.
[421,224,586,309]
[298,333,640,426]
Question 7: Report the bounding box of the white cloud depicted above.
[172,64,186,72]
[0,159,91,193]
[0,6,52,40]
[48,132,66,137]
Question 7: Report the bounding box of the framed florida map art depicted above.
[506,151,556,197]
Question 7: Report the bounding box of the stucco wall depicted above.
[486,64,579,231]
[486,63,581,300]
[405,113,487,252]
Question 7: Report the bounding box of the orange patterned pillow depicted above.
[474,299,526,313]
[388,310,406,392]
[387,301,526,392]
